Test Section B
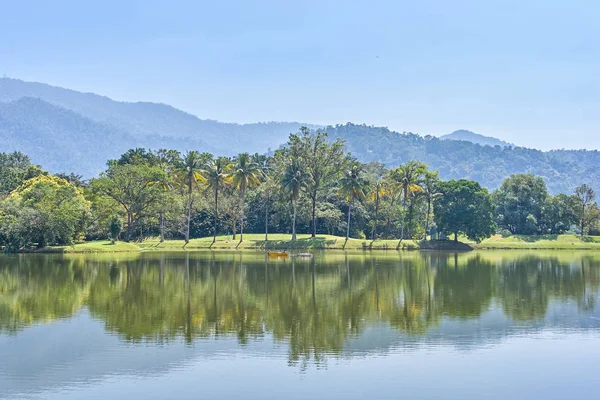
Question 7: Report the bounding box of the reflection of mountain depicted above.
[1,251,599,390]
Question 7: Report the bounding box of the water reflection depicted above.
[1,251,600,360]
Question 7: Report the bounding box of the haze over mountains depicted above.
[1,78,598,194]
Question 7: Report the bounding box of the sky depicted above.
[1,0,599,149]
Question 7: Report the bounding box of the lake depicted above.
[1,251,600,399]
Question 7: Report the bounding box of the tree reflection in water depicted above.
[1,251,599,365]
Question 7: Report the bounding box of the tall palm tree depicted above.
[150,149,179,243]
[339,162,367,242]
[421,171,442,240]
[281,157,311,240]
[390,161,425,246]
[368,178,389,240]
[230,153,262,243]
[201,157,232,245]
[177,151,206,247]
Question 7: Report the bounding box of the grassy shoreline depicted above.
[25,233,600,254]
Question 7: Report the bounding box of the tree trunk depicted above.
[346,203,352,241]
[454,232,458,243]
[424,198,431,241]
[398,198,407,247]
[581,203,586,237]
[184,192,193,247]
[213,189,218,244]
[372,195,379,241]
[239,187,245,242]
[292,200,297,240]
[311,193,317,238]
[159,211,165,243]
[265,198,269,241]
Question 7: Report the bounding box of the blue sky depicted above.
[1,0,599,149]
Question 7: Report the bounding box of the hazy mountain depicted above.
[0,78,313,156]
[440,129,514,148]
[324,123,599,194]
[1,78,598,194]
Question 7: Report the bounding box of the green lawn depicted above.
[473,234,600,250]
[29,233,600,253]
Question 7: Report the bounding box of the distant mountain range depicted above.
[1,78,598,194]
[440,129,514,148]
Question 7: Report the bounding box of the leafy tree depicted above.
[109,216,122,244]
[91,163,166,241]
[0,175,90,250]
[390,161,426,243]
[494,174,548,234]
[368,178,389,240]
[281,157,312,240]
[202,157,232,244]
[434,179,496,243]
[287,127,347,237]
[420,171,442,240]
[176,151,208,246]
[540,194,576,234]
[230,153,262,243]
[338,162,367,241]
[574,184,597,236]
[0,152,44,196]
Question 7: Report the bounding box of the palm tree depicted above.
[230,153,262,243]
[421,171,442,240]
[148,174,172,243]
[177,151,206,247]
[390,161,425,246]
[281,157,311,240]
[150,150,179,243]
[201,157,232,245]
[338,162,367,242]
[368,178,389,240]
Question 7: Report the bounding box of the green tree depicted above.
[390,161,425,243]
[201,157,232,244]
[338,162,367,241]
[109,216,122,244]
[368,178,389,240]
[0,175,90,250]
[574,184,596,236]
[92,163,166,241]
[230,153,262,243]
[287,127,347,237]
[0,152,45,196]
[176,151,208,246]
[433,179,496,243]
[494,174,548,234]
[281,157,312,240]
[420,171,442,240]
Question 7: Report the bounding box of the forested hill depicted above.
[440,129,514,148]
[0,77,311,157]
[1,78,599,194]
[324,124,599,195]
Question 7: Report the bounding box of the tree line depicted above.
[1,128,598,252]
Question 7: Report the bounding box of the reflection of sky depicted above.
[2,299,600,400]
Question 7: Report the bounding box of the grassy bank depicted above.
[30,233,600,253]
[472,234,600,250]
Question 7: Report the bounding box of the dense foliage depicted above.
[1,126,599,252]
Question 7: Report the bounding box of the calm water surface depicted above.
[1,251,600,399]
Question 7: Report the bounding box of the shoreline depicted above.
[18,233,600,254]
